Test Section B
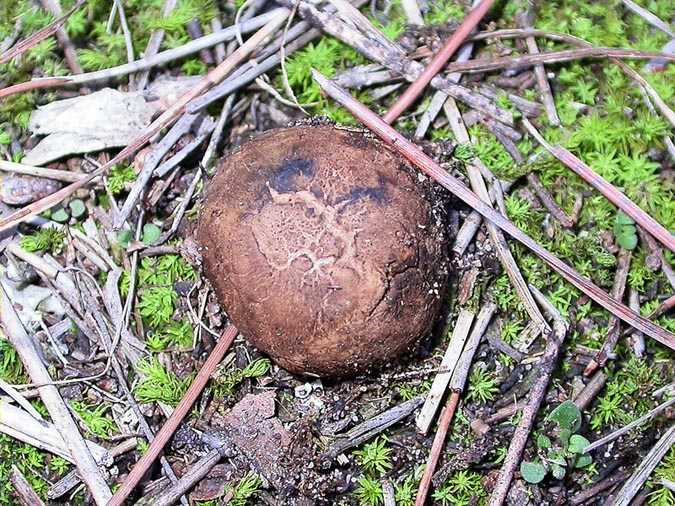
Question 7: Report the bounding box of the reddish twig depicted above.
[569,470,631,506]
[0,0,84,64]
[383,0,495,123]
[108,324,238,506]
[523,118,675,254]
[415,392,460,505]
[313,70,675,349]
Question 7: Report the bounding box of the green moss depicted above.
[432,470,486,505]
[649,446,675,505]
[70,401,118,439]
[107,164,137,195]
[424,0,466,25]
[0,336,23,383]
[590,357,665,431]
[0,434,50,503]
[134,357,192,406]
[20,228,66,254]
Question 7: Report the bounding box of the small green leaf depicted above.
[559,428,572,446]
[68,199,86,218]
[549,400,582,431]
[613,212,638,250]
[574,454,593,468]
[615,211,634,226]
[0,130,11,145]
[142,223,161,245]
[547,451,567,467]
[536,434,552,449]
[617,231,638,250]
[520,461,547,484]
[551,464,566,480]
[569,434,590,454]
[51,207,69,223]
[117,230,132,249]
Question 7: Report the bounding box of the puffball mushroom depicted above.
[197,125,450,377]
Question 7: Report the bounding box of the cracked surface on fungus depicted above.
[197,125,450,377]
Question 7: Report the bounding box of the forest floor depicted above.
[0,0,673,505]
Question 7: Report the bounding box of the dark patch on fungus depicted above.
[270,158,315,192]
[196,126,450,377]
[337,174,391,207]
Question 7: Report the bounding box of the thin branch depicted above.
[383,0,496,123]
[608,425,675,506]
[321,397,423,461]
[622,0,674,38]
[0,0,84,64]
[489,291,568,506]
[416,302,497,505]
[526,172,574,228]
[523,118,675,253]
[141,445,230,506]
[0,160,89,183]
[38,0,82,74]
[516,9,560,125]
[107,325,238,506]
[572,371,607,411]
[585,396,675,454]
[445,46,675,74]
[10,465,46,506]
[112,0,135,64]
[134,0,178,90]
[569,470,631,506]
[416,309,474,434]
[627,288,646,357]
[584,248,632,375]
[313,70,675,348]
[400,0,424,25]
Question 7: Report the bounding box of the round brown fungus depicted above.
[197,125,450,377]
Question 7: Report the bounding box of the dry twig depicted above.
[416,309,474,434]
[0,280,112,504]
[383,0,496,123]
[608,425,675,506]
[488,288,568,506]
[445,46,675,74]
[108,325,238,506]
[517,9,560,125]
[584,396,675,454]
[416,302,496,505]
[523,118,675,253]
[10,465,46,506]
[584,248,632,375]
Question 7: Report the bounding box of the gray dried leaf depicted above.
[23,88,156,166]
